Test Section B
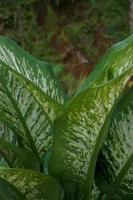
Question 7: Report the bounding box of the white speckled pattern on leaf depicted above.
[0,66,54,157]
[49,69,133,195]
[0,169,60,200]
[77,34,133,94]
[96,88,133,199]
[0,177,26,200]
[0,36,65,122]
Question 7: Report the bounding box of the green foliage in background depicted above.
[0,34,133,199]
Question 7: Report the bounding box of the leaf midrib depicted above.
[83,81,127,198]
[0,59,64,115]
[105,153,133,199]
[1,79,39,158]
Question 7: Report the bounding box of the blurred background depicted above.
[0,0,132,97]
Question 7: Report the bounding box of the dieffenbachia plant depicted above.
[0,34,132,200]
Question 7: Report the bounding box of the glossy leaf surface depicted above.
[0,67,54,157]
[49,68,133,196]
[0,177,26,200]
[77,34,133,94]
[0,36,65,121]
[0,123,17,167]
[49,35,133,197]
[0,123,17,144]
[96,88,133,199]
[0,36,65,103]
[0,138,40,170]
[0,169,60,200]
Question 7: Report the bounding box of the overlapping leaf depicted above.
[0,169,60,200]
[0,67,54,157]
[49,69,133,196]
[0,34,132,200]
[0,36,65,121]
[0,177,26,200]
[0,36,66,183]
[77,34,133,94]
[0,123,17,167]
[0,36,64,103]
[0,138,40,170]
[96,88,133,199]
[0,123,17,144]
[49,35,133,199]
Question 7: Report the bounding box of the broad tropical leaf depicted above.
[0,36,65,121]
[77,34,133,94]
[95,87,133,199]
[0,67,54,157]
[0,169,60,200]
[0,177,26,200]
[49,68,133,199]
[0,34,132,200]
[0,123,17,167]
[0,138,40,170]
[0,123,17,144]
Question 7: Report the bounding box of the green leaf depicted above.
[0,36,65,121]
[91,182,101,200]
[0,157,8,168]
[77,34,133,94]
[0,177,26,200]
[0,67,54,157]
[0,36,65,161]
[0,123,17,167]
[95,87,133,199]
[49,68,133,197]
[0,123,17,144]
[0,138,40,170]
[0,169,60,200]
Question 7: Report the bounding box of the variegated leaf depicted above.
[0,177,26,200]
[91,182,101,200]
[0,169,60,200]
[0,36,65,121]
[0,67,53,157]
[77,34,133,94]
[96,87,133,199]
[49,68,133,198]
[0,138,40,170]
[0,123,18,144]
[0,123,17,167]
